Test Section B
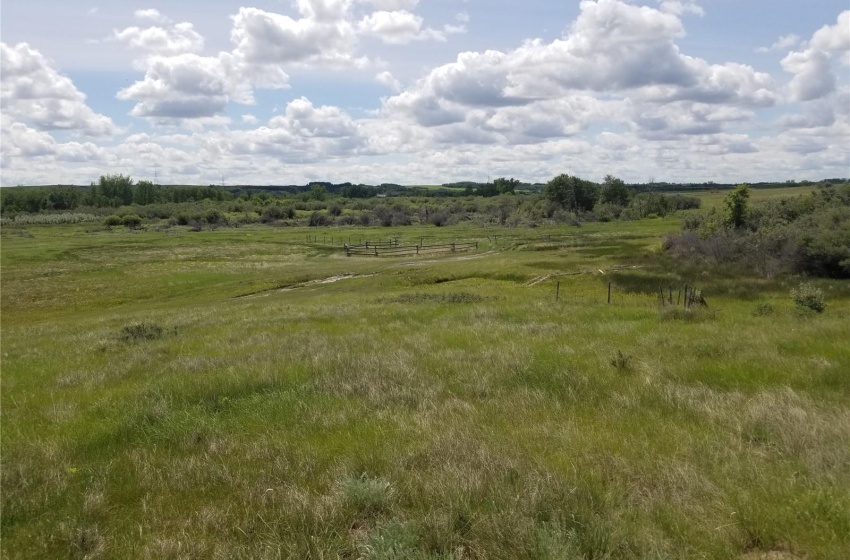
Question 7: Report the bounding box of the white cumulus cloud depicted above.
[0,42,117,136]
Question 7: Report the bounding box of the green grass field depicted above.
[2,216,848,559]
[683,186,819,210]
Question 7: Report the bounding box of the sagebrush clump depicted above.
[790,282,826,313]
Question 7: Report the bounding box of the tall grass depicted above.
[2,220,848,559]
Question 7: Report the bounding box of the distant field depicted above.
[679,185,818,209]
[2,217,848,559]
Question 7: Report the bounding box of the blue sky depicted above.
[2,0,848,186]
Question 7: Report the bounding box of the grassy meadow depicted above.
[2,214,849,559]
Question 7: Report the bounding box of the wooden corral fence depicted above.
[344,240,478,257]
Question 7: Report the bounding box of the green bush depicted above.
[790,282,826,313]
[122,214,142,228]
[104,215,122,227]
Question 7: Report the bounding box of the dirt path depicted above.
[398,250,498,266]
[234,273,375,299]
[525,264,642,286]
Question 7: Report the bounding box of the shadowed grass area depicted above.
[2,219,849,559]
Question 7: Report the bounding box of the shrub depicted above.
[327,203,342,216]
[752,302,775,316]
[341,475,393,515]
[122,214,142,228]
[790,282,825,313]
[119,321,165,342]
[203,209,225,225]
[610,351,633,373]
[104,215,122,227]
[308,211,329,227]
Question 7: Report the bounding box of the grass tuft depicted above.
[341,475,395,516]
[118,321,170,342]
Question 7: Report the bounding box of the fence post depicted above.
[556,280,560,302]
[659,286,665,305]
[416,245,419,255]
[451,243,455,252]
[668,286,673,304]
[607,281,611,304]
[375,247,378,256]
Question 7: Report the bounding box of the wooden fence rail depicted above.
[344,241,477,257]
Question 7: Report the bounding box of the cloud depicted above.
[656,0,704,17]
[781,11,849,102]
[376,70,402,92]
[116,52,265,118]
[0,42,117,136]
[359,10,423,43]
[810,11,850,53]
[359,0,419,10]
[134,8,169,24]
[757,34,802,54]
[230,6,362,67]
[1,118,57,158]
[112,21,205,57]
[381,0,776,144]
[217,98,368,163]
[358,10,464,44]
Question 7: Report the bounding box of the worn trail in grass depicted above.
[2,219,849,559]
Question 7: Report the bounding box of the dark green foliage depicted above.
[122,214,142,228]
[627,192,700,219]
[133,180,161,205]
[544,174,599,212]
[202,209,225,225]
[724,184,750,228]
[94,174,134,207]
[340,184,377,198]
[668,184,850,278]
[104,215,122,227]
[494,177,520,195]
[261,204,295,222]
[308,211,330,226]
[306,184,327,201]
[600,175,631,206]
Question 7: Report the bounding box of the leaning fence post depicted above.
[659,286,665,305]
[556,280,560,302]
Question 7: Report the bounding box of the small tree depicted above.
[600,175,631,206]
[724,184,750,228]
[544,174,599,212]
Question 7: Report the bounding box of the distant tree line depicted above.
[0,175,231,214]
